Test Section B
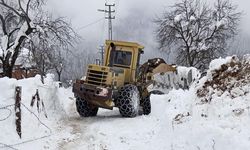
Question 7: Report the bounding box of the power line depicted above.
[77,17,105,31]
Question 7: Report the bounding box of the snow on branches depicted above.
[0,0,42,77]
[155,0,241,70]
[0,0,78,78]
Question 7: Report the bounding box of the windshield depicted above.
[113,51,132,67]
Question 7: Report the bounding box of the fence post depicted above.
[15,86,22,138]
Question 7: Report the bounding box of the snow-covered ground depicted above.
[0,75,73,150]
[0,55,250,150]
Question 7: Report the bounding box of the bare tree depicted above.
[0,0,78,78]
[26,14,78,82]
[155,0,241,70]
[51,50,64,82]
[0,0,44,77]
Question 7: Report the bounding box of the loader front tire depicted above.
[75,96,98,117]
[116,84,140,117]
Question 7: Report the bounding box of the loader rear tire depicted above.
[141,94,151,115]
[75,96,98,117]
[116,84,140,117]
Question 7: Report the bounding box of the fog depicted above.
[47,0,250,62]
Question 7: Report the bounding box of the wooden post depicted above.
[15,86,22,138]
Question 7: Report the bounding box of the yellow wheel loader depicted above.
[72,40,177,117]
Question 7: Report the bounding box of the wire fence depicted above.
[0,102,52,150]
[0,104,14,121]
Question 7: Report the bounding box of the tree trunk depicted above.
[2,52,18,78]
[58,72,61,82]
[2,60,12,78]
[186,46,193,67]
[1,23,33,78]
[56,70,62,82]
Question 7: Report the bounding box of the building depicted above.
[0,48,39,79]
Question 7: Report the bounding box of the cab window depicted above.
[113,51,132,66]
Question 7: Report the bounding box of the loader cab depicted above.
[104,40,144,83]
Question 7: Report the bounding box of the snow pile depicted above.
[197,55,250,102]
[0,75,74,150]
[208,56,234,71]
[176,66,200,87]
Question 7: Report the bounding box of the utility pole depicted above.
[99,45,105,65]
[98,3,115,40]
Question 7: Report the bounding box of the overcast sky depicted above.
[47,0,250,60]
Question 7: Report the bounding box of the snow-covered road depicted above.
[57,94,174,150]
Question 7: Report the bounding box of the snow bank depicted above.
[0,75,73,150]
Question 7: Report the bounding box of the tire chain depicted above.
[141,95,151,115]
[76,97,98,117]
[116,85,140,117]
